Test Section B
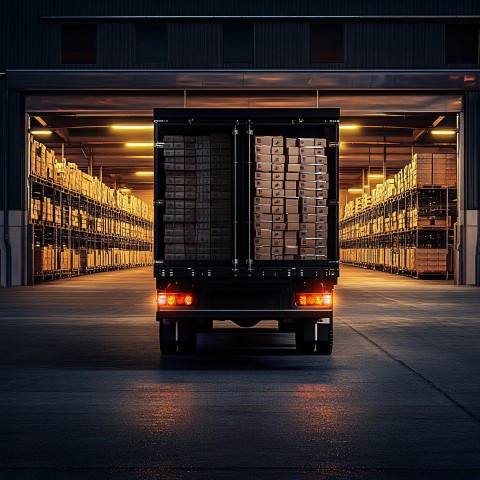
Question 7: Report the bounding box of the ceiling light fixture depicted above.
[135,171,154,176]
[126,142,154,147]
[347,188,363,193]
[431,129,456,135]
[368,174,385,179]
[339,125,359,130]
[30,130,52,135]
[112,125,153,130]
[119,188,132,192]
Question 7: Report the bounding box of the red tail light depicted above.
[295,292,333,308]
[157,292,195,308]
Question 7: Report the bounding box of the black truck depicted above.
[154,108,339,354]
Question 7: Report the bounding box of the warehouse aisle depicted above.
[1,266,480,479]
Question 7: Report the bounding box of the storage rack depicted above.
[29,135,154,282]
[340,153,457,279]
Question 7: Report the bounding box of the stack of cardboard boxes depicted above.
[253,136,329,261]
[29,134,154,223]
[163,134,231,261]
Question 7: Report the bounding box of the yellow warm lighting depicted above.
[348,188,363,193]
[30,130,52,135]
[125,142,154,147]
[135,171,154,176]
[431,130,456,135]
[119,188,131,192]
[112,125,153,130]
[339,125,359,130]
[368,174,385,179]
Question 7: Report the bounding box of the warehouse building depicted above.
[1,1,480,286]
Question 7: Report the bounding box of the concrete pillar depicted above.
[463,92,480,285]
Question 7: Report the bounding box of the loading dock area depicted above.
[1,265,479,479]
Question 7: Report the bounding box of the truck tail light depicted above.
[157,292,195,308]
[296,292,333,308]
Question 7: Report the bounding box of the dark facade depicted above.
[2,0,480,285]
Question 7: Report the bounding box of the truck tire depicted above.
[316,318,333,355]
[159,319,197,354]
[295,318,333,355]
[159,320,177,354]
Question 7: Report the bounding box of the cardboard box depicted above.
[255,229,272,238]
[287,222,300,231]
[256,188,273,197]
[256,162,272,172]
[271,155,285,164]
[297,138,315,147]
[286,172,300,181]
[287,147,300,155]
[255,136,274,145]
[255,145,272,154]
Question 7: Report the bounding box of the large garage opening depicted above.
[24,92,461,284]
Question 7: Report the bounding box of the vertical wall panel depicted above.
[465,92,480,210]
[168,23,219,69]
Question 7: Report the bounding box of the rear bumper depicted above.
[156,309,333,320]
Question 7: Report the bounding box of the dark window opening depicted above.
[445,24,479,64]
[61,24,96,64]
[310,23,344,63]
[223,23,254,64]
[135,23,167,64]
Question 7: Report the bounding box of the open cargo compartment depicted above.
[153,108,339,355]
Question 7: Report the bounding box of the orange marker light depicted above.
[298,295,307,306]
[296,292,333,308]
[157,292,195,308]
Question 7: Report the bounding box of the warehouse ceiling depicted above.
[28,111,457,198]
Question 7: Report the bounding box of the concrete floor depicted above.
[0,265,479,479]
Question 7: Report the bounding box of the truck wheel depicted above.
[295,319,316,354]
[159,319,197,354]
[159,320,177,354]
[316,318,333,355]
[295,318,333,355]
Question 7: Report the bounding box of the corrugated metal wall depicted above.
[5,0,480,70]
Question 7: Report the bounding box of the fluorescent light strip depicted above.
[135,171,154,176]
[30,130,52,135]
[431,130,456,135]
[112,125,153,130]
[126,142,154,147]
[339,125,359,130]
[347,188,363,193]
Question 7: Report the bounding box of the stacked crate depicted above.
[253,136,329,261]
[163,134,231,261]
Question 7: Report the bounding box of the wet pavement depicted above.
[0,265,479,479]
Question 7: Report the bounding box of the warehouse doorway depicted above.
[23,91,462,284]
